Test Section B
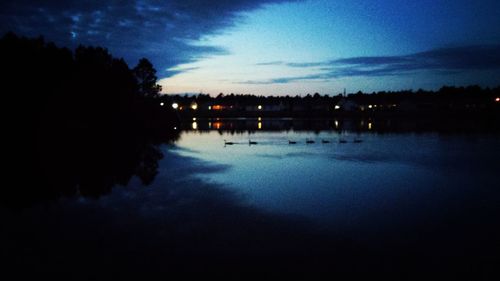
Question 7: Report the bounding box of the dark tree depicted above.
[1,33,179,207]
[133,58,162,98]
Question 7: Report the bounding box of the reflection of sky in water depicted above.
[173,130,500,233]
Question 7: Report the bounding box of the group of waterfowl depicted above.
[299,138,363,144]
[224,138,363,146]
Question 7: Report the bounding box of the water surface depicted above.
[3,118,500,279]
[174,120,500,240]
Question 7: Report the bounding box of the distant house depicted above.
[208,104,238,111]
[335,98,359,112]
[245,102,286,112]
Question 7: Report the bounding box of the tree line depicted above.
[163,85,500,118]
[1,32,178,207]
[166,86,500,107]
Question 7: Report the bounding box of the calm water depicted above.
[174,120,500,238]
[4,118,500,279]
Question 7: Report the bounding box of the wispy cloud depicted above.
[255,61,284,66]
[0,0,297,77]
[247,45,500,84]
[164,66,201,77]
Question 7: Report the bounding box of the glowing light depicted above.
[192,122,198,130]
[258,105,262,110]
[496,97,500,102]
[208,122,212,129]
[258,117,262,121]
[172,103,179,109]
[368,105,373,109]
[212,105,223,110]
[190,102,198,110]
[334,105,341,110]
[258,122,262,129]
[208,106,212,110]
[160,102,164,106]
[192,117,197,121]
[173,127,177,130]
[368,122,372,130]
[214,122,221,129]
[334,120,339,128]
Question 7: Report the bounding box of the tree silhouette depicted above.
[133,58,162,98]
[1,32,179,207]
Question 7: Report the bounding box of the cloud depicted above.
[0,0,297,77]
[239,74,327,85]
[164,66,201,77]
[247,45,500,84]
[255,61,284,66]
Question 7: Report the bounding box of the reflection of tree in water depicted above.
[1,32,179,207]
[37,127,172,200]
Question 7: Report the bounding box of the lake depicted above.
[3,118,500,279]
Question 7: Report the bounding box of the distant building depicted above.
[336,98,359,112]
[245,101,286,112]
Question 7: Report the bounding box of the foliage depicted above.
[1,32,179,207]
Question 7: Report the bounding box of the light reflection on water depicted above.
[173,121,500,234]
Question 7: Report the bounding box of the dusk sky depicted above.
[2,0,500,95]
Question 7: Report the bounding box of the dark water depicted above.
[3,118,500,280]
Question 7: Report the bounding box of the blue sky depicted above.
[2,0,500,95]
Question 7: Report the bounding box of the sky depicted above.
[1,0,500,95]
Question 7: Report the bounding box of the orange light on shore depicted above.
[495,97,500,102]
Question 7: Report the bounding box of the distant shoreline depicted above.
[175,109,500,119]
[161,85,500,121]
[175,115,500,134]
